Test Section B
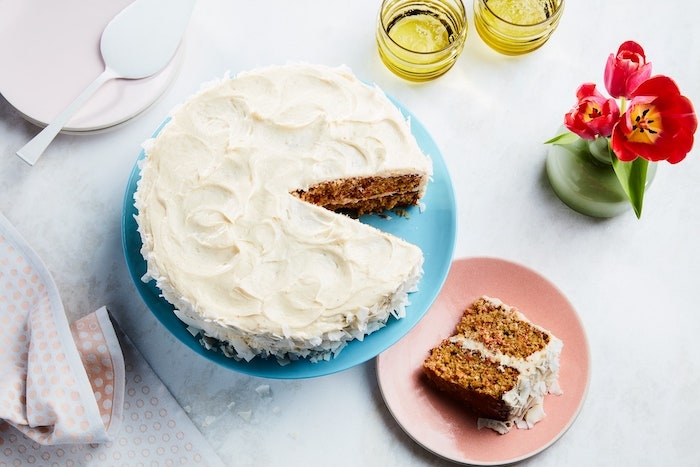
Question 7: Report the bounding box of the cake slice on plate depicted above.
[423,296,563,434]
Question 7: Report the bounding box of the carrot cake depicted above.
[423,296,563,434]
[134,64,432,364]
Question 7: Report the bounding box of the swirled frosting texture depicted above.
[135,64,431,362]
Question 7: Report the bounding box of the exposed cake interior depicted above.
[292,174,426,215]
[423,339,520,421]
[423,296,562,434]
[455,297,551,358]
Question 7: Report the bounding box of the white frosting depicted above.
[134,64,432,363]
[454,296,563,434]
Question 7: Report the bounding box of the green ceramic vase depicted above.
[545,135,657,218]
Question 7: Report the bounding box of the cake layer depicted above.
[322,191,422,215]
[455,296,551,358]
[423,339,519,421]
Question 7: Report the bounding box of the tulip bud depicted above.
[603,41,653,99]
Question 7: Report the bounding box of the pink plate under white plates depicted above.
[0,0,184,133]
[376,257,590,465]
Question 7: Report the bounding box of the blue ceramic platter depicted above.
[121,97,457,379]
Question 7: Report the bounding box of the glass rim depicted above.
[478,0,565,28]
[378,0,468,56]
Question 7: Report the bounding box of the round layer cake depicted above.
[134,64,432,363]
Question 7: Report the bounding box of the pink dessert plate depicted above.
[0,0,184,133]
[376,257,590,465]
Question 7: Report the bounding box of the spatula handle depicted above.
[16,67,118,166]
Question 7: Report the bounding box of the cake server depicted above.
[16,0,195,166]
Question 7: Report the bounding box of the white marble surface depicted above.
[1,1,699,465]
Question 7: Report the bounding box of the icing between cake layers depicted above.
[451,330,563,434]
[134,64,432,363]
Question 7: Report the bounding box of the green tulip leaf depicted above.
[544,132,580,145]
[612,155,649,218]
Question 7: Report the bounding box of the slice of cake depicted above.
[134,64,432,364]
[423,296,563,434]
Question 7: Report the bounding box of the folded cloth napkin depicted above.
[0,212,224,466]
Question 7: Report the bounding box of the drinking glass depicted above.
[473,0,564,55]
[377,0,467,81]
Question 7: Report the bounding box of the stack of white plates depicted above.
[0,0,183,134]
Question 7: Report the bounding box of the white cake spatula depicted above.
[16,0,195,166]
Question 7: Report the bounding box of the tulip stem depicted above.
[619,97,627,114]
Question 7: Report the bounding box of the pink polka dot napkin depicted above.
[0,212,224,466]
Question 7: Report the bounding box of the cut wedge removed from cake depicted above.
[423,296,563,434]
[134,64,432,364]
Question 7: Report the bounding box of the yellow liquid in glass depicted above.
[377,0,466,81]
[388,13,451,53]
[486,0,555,25]
[475,0,562,55]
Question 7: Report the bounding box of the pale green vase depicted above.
[545,135,657,218]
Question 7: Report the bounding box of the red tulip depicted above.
[611,75,697,164]
[604,41,653,99]
[564,83,620,140]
